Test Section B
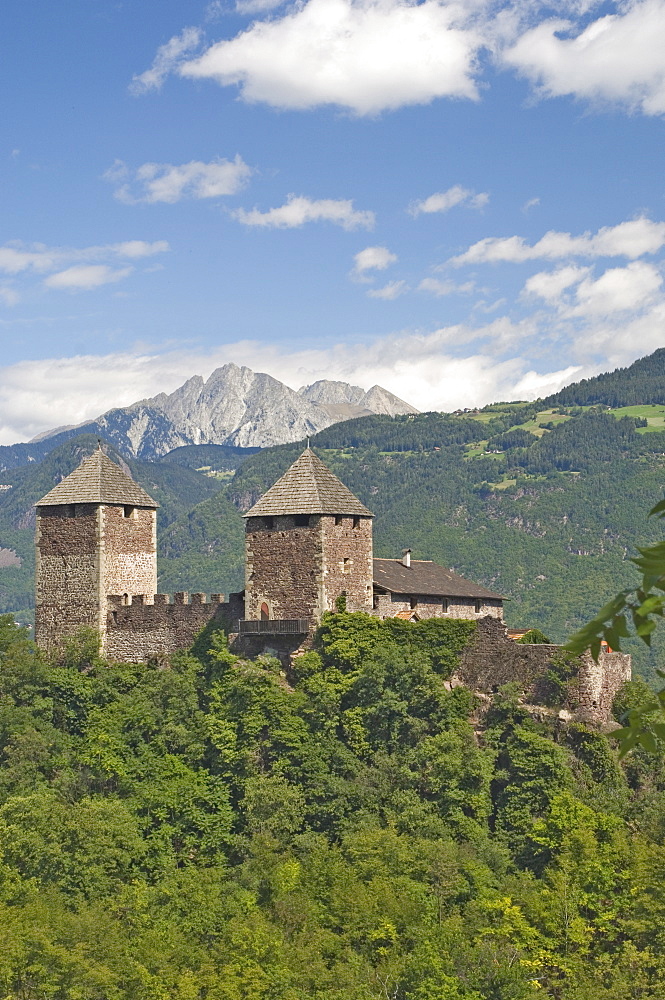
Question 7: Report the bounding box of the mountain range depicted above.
[17,365,417,464]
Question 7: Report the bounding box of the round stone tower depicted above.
[242,447,374,626]
[34,446,158,652]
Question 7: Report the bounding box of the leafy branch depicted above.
[565,498,665,755]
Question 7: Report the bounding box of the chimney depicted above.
[401,548,411,568]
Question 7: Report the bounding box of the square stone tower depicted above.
[35,446,158,652]
[243,447,374,625]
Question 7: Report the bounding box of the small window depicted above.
[122,593,130,606]
[352,517,360,529]
[335,516,343,526]
[111,610,118,624]
[260,602,270,620]
[442,598,449,613]
[343,558,351,574]
[410,596,418,610]
[474,599,482,614]
[294,514,310,527]
[123,505,135,519]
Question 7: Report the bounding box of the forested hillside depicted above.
[2,611,665,998]
[2,351,665,679]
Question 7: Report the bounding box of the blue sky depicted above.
[1,0,665,443]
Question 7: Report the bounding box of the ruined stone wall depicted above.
[321,515,373,614]
[35,504,101,650]
[245,515,322,621]
[101,505,157,604]
[453,616,631,726]
[104,591,242,662]
[372,591,503,621]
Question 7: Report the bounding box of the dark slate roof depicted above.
[373,558,504,600]
[244,448,373,518]
[36,447,158,508]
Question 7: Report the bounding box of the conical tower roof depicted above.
[36,447,158,508]
[244,448,373,518]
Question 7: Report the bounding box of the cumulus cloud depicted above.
[410,185,489,216]
[504,0,665,116]
[352,246,397,279]
[568,261,663,316]
[451,217,665,265]
[0,239,169,295]
[44,265,133,292]
[367,279,408,299]
[106,156,252,204]
[522,265,590,302]
[234,195,375,229]
[130,27,203,95]
[179,0,482,115]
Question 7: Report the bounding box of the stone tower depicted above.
[35,446,158,652]
[243,448,374,624]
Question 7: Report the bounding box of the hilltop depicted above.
[2,349,664,678]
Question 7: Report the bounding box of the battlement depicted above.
[105,591,244,661]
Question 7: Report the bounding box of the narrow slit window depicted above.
[123,505,135,519]
[352,517,360,529]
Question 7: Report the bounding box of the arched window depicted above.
[260,602,269,620]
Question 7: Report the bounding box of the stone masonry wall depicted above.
[245,515,322,621]
[321,515,373,614]
[372,591,503,621]
[454,616,631,726]
[101,505,157,606]
[105,591,243,662]
[35,504,101,651]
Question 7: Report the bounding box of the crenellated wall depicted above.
[105,591,244,662]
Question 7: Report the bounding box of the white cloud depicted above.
[410,185,489,216]
[44,265,133,292]
[0,330,578,444]
[106,157,252,204]
[179,0,482,115]
[418,277,475,296]
[236,0,289,12]
[522,197,540,213]
[504,0,665,116]
[0,239,169,296]
[522,265,590,302]
[0,287,19,306]
[569,261,663,316]
[352,245,397,278]
[367,279,408,299]
[130,27,203,95]
[234,194,374,229]
[451,217,665,265]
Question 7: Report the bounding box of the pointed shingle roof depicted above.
[36,447,158,508]
[244,448,373,518]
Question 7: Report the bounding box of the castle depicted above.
[34,445,631,725]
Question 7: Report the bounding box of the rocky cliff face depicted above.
[31,365,418,459]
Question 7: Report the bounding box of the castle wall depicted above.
[453,616,631,726]
[35,504,101,650]
[101,505,157,603]
[105,592,242,662]
[321,515,373,613]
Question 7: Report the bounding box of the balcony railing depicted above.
[238,618,311,635]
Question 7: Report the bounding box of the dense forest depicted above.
[2,611,665,998]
